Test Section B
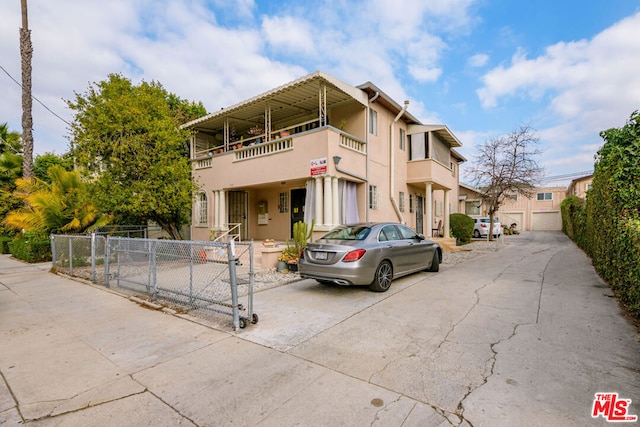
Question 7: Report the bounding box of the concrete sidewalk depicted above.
[1,232,639,426]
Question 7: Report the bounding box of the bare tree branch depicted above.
[466,124,544,239]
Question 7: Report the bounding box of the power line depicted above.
[0,64,71,126]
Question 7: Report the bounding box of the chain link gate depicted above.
[51,235,258,330]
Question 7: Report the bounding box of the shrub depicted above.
[450,213,474,243]
[8,230,52,263]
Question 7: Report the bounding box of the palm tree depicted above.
[20,0,34,178]
[0,152,23,188]
[4,165,110,233]
[0,123,22,155]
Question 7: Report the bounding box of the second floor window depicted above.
[399,128,406,151]
[369,109,377,136]
[537,192,552,201]
[399,192,405,212]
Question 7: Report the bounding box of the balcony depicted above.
[192,126,367,186]
[406,158,457,190]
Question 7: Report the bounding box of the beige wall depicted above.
[497,186,566,231]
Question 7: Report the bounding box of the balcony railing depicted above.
[234,137,293,162]
[340,133,366,154]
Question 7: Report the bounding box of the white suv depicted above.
[473,217,502,238]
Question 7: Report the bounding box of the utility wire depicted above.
[0,64,71,126]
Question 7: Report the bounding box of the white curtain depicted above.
[304,179,316,224]
[410,132,426,160]
[339,180,359,224]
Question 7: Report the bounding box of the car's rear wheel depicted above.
[427,251,440,272]
[369,261,392,292]
[473,229,481,238]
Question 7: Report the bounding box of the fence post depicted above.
[104,236,111,287]
[189,243,194,304]
[151,240,157,301]
[69,238,74,275]
[228,240,240,330]
[91,233,96,283]
[50,235,56,268]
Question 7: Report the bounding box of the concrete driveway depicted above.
[1,231,638,426]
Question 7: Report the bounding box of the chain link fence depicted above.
[51,234,258,330]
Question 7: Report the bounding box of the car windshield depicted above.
[321,225,371,240]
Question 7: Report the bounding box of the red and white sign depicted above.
[310,157,327,176]
[592,392,638,422]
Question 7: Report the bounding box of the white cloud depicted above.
[262,16,314,54]
[468,53,489,68]
[477,12,640,126]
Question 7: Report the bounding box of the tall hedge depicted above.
[581,111,640,317]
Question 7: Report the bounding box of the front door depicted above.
[416,195,424,235]
[228,191,248,240]
[290,188,306,237]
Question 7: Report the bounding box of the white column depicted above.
[323,175,332,228]
[444,190,450,238]
[332,176,339,226]
[315,176,323,225]
[213,190,220,228]
[220,190,227,230]
[425,182,433,238]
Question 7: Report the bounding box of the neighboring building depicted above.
[566,174,593,199]
[458,183,489,217]
[497,186,567,231]
[184,71,464,242]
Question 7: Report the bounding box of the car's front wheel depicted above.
[427,251,440,272]
[369,261,393,292]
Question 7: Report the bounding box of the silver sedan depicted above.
[298,223,441,292]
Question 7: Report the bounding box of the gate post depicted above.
[227,240,240,330]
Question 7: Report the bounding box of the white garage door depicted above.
[532,211,562,231]
[500,212,524,231]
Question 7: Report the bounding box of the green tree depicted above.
[34,152,74,183]
[5,165,109,234]
[1,122,22,155]
[66,74,206,239]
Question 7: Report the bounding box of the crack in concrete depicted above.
[456,244,562,425]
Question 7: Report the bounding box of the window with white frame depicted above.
[399,128,406,151]
[399,191,405,212]
[409,194,414,213]
[369,185,378,209]
[279,192,288,213]
[196,192,208,226]
[369,109,377,136]
[537,192,552,201]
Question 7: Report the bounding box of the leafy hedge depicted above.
[8,230,52,263]
[450,213,474,243]
[562,111,640,318]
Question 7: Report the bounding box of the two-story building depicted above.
[497,186,566,231]
[183,71,465,243]
[566,174,593,199]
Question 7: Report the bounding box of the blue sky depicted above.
[2,0,639,186]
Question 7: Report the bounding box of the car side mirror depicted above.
[416,234,425,240]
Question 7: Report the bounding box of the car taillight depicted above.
[343,248,366,262]
[481,224,487,228]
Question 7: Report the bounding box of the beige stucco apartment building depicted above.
[566,174,593,199]
[183,71,465,242]
[458,183,567,232]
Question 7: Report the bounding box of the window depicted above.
[507,194,518,201]
[369,109,377,136]
[586,183,592,191]
[450,162,456,177]
[409,194,414,213]
[196,192,208,226]
[537,192,552,201]
[399,128,406,151]
[279,192,288,213]
[369,185,378,209]
[398,192,405,212]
